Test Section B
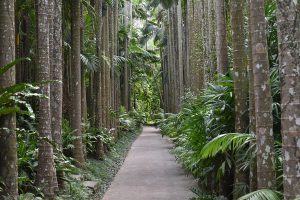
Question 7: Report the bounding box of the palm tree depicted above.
[95,0,105,159]
[187,0,206,93]
[231,0,249,197]
[70,0,86,167]
[248,4,257,192]
[277,1,300,199]
[249,0,276,189]
[0,0,18,198]
[36,0,57,198]
[121,0,133,111]
[215,0,228,74]
[50,0,63,149]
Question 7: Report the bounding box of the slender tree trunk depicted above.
[121,0,132,111]
[215,0,228,74]
[182,0,190,88]
[231,0,249,198]
[49,0,61,193]
[70,0,85,167]
[176,0,184,111]
[249,0,276,189]
[80,3,88,159]
[208,0,216,78]
[248,2,257,191]
[0,0,18,198]
[95,0,105,159]
[51,0,63,153]
[187,0,205,93]
[105,7,111,130]
[277,1,300,199]
[36,0,57,198]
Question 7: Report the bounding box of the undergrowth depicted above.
[58,126,142,200]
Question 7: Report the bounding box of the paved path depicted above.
[102,126,195,200]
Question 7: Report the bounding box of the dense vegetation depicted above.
[0,0,299,199]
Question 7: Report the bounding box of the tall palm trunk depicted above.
[0,0,18,198]
[277,1,300,199]
[215,0,228,74]
[51,0,63,151]
[249,0,276,189]
[95,0,105,159]
[36,0,57,198]
[231,0,249,197]
[49,0,62,193]
[187,0,205,93]
[208,0,216,78]
[121,0,132,111]
[248,3,257,191]
[70,0,85,167]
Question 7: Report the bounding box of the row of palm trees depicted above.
[0,0,130,199]
[160,0,299,199]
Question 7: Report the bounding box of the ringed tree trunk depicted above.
[231,0,249,197]
[207,0,216,78]
[277,1,300,199]
[215,0,228,74]
[121,0,132,111]
[0,0,18,198]
[36,0,58,198]
[51,0,63,150]
[187,0,206,94]
[49,0,61,193]
[248,3,257,192]
[182,0,189,88]
[249,0,276,189]
[70,0,85,167]
[95,0,105,159]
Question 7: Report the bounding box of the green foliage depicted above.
[149,0,176,9]
[85,126,115,154]
[0,58,40,118]
[17,128,38,193]
[159,70,282,195]
[59,125,141,200]
[62,119,76,154]
[159,75,235,184]
[200,133,255,159]
[190,188,227,200]
[17,124,76,195]
[237,189,282,200]
[118,107,146,132]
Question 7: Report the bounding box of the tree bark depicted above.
[121,0,132,111]
[249,0,276,189]
[95,0,105,159]
[215,0,228,74]
[248,2,257,192]
[0,0,18,198]
[231,0,249,198]
[276,1,300,199]
[36,0,57,198]
[70,0,85,167]
[50,0,63,152]
[208,0,216,78]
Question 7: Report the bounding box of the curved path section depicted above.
[102,126,195,200]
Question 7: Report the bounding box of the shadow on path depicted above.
[102,126,196,200]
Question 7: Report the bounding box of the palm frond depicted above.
[0,58,31,77]
[80,53,100,71]
[200,133,256,159]
[237,189,282,200]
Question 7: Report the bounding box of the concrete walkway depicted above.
[102,126,195,200]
